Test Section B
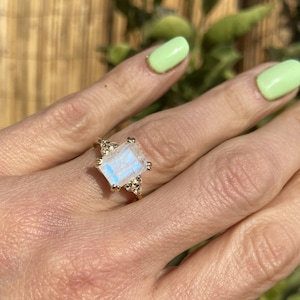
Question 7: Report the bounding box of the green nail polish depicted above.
[147,37,189,73]
[256,60,300,101]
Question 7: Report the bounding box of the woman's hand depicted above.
[0,37,300,299]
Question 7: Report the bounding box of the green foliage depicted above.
[99,1,300,297]
[101,0,273,116]
[202,4,273,49]
[183,45,241,96]
[143,15,194,42]
[102,43,136,65]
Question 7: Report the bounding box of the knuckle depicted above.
[43,94,91,138]
[110,69,138,106]
[130,114,189,174]
[205,144,275,213]
[104,61,146,114]
[223,79,250,124]
[240,222,297,282]
[218,71,265,131]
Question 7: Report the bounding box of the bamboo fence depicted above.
[0,0,295,128]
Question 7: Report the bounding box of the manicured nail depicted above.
[256,59,300,101]
[147,36,189,73]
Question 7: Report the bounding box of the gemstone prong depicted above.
[127,137,136,143]
[111,185,121,191]
[95,158,103,167]
[146,162,152,170]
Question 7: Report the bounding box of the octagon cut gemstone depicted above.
[99,142,147,187]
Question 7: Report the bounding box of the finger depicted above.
[0,37,189,175]
[120,100,300,269]
[110,62,297,190]
[68,62,298,208]
[154,170,300,300]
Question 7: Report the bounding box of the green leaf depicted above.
[185,45,241,96]
[106,43,135,65]
[202,0,220,16]
[203,4,273,49]
[287,295,300,300]
[143,14,194,42]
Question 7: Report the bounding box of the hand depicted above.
[1,37,300,299]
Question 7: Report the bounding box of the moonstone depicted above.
[99,142,147,187]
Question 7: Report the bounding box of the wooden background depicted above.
[0,0,296,128]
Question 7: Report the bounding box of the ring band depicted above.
[94,137,152,200]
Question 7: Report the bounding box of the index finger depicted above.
[0,37,189,175]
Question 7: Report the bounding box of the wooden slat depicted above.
[0,0,110,128]
[239,0,294,71]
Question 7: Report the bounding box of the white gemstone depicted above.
[99,142,147,187]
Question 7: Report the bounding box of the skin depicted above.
[0,47,300,299]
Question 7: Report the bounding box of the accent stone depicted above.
[99,142,147,187]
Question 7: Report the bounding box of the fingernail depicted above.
[256,60,300,101]
[147,36,189,73]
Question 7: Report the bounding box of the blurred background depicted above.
[0,0,300,298]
